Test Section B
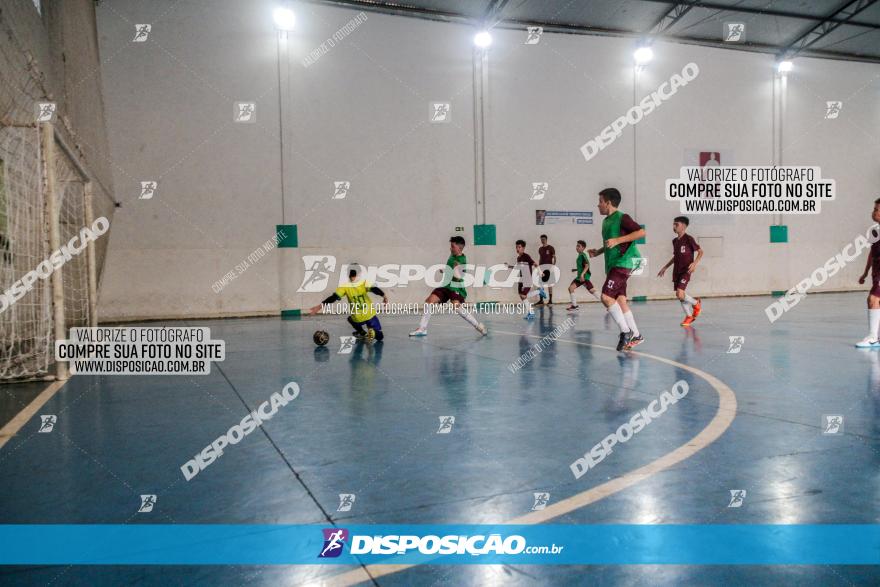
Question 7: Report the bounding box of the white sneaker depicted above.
[409,328,427,337]
[477,323,488,336]
[855,337,879,348]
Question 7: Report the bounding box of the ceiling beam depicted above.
[647,3,693,35]
[636,0,880,29]
[780,0,879,58]
[299,0,880,64]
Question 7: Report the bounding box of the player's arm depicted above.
[309,292,341,315]
[605,228,645,249]
[657,256,674,277]
[369,286,389,304]
[588,247,605,258]
[688,247,704,273]
[859,253,872,284]
[606,215,645,249]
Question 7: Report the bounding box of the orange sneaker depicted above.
[692,299,702,318]
[681,316,695,327]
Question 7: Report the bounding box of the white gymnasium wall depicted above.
[96,0,880,320]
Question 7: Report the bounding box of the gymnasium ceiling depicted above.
[308,0,880,63]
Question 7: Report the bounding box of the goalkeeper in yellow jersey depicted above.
[309,264,388,341]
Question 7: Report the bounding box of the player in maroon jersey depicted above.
[537,235,556,305]
[856,199,880,347]
[509,240,542,319]
[657,216,703,327]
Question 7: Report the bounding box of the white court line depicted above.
[0,380,67,450]
[314,328,738,586]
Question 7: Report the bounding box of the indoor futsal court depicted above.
[0,0,879,586]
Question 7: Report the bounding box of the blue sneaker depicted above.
[524,311,535,320]
[409,328,427,337]
[855,337,880,348]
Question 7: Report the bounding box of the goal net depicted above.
[0,9,97,381]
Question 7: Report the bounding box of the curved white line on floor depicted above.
[316,329,738,586]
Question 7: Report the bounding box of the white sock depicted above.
[456,305,480,328]
[684,293,698,305]
[569,291,577,306]
[524,299,533,313]
[607,303,630,333]
[623,310,639,337]
[680,300,693,316]
[869,309,880,339]
[419,306,431,330]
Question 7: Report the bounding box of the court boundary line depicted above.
[315,329,738,586]
[0,379,67,450]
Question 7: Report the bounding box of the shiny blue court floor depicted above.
[0,292,878,585]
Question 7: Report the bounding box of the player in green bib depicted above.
[567,240,600,310]
[588,188,646,351]
[410,235,487,337]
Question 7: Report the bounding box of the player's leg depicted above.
[619,295,643,348]
[347,315,367,339]
[601,269,632,351]
[411,291,441,336]
[856,291,880,347]
[365,316,384,341]
[542,269,551,304]
[567,280,579,310]
[520,285,536,319]
[452,298,487,335]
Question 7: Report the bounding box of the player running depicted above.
[567,240,600,310]
[309,264,387,341]
[856,198,880,347]
[657,216,704,327]
[509,240,544,320]
[409,236,488,337]
[537,234,556,305]
[589,188,646,351]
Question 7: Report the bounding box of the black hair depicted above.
[515,239,526,247]
[450,235,465,246]
[348,263,361,279]
[540,234,547,239]
[577,240,586,247]
[598,187,622,207]
[674,216,690,226]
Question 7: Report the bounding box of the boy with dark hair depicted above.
[567,240,600,310]
[856,199,880,347]
[588,188,646,351]
[537,234,556,305]
[511,239,542,319]
[657,216,704,326]
[409,236,488,337]
[309,264,387,341]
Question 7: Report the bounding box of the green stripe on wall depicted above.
[281,309,301,318]
[771,290,786,297]
[632,295,648,302]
